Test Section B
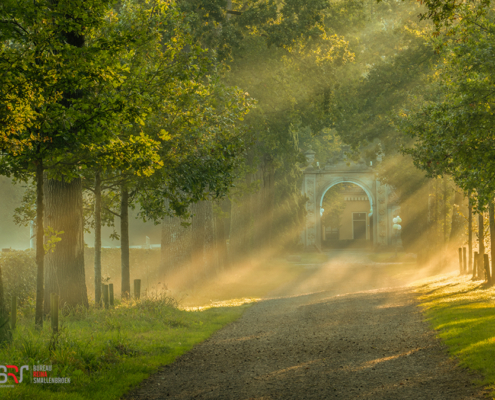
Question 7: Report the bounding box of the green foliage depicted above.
[0,250,36,306]
[44,227,64,255]
[397,10,495,210]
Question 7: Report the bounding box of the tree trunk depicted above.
[426,179,433,261]
[0,264,5,317]
[489,201,495,286]
[434,178,439,247]
[263,155,275,249]
[44,177,88,312]
[478,213,485,280]
[161,211,193,281]
[443,177,448,243]
[449,188,464,243]
[203,201,216,274]
[215,199,230,270]
[94,171,102,306]
[35,160,44,327]
[160,214,173,274]
[120,186,130,299]
[468,195,473,272]
[192,201,206,274]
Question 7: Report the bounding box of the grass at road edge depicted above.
[1,258,306,400]
[0,299,249,400]
[414,273,495,396]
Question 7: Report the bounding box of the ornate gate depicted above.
[301,149,397,250]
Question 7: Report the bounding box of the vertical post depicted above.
[473,251,478,280]
[102,284,109,309]
[50,293,58,334]
[121,186,130,300]
[484,254,490,283]
[35,159,44,329]
[94,170,102,306]
[463,247,467,275]
[468,196,473,273]
[458,248,463,275]
[10,296,16,330]
[443,177,448,243]
[134,279,141,300]
[479,213,485,280]
[109,284,114,307]
[478,254,485,280]
[489,201,495,286]
[479,213,485,259]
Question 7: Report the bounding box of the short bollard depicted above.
[103,284,109,309]
[50,293,59,334]
[109,284,114,307]
[134,279,141,300]
[11,296,16,330]
[462,247,467,274]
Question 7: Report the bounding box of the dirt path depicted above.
[125,252,490,399]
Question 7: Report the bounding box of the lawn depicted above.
[0,258,306,399]
[414,273,495,396]
[0,295,249,400]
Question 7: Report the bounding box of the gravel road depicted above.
[125,251,490,399]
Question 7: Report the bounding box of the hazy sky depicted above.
[0,177,161,250]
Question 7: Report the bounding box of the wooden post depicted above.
[468,196,473,272]
[134,279,141,300]
[109,284,114,307]
[10,296,16,330]
[473,251,478,279]
[479,214,485,276]
[102,284,109,309]
[50,293,58,334]
[458,248,463,275]
[463,247,467,274]
[484,254,490,283]
[489,201,495,286]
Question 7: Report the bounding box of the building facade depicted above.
[301,149,399,250]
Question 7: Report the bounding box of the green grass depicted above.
[0,295,249,400]
[414,273,495,396]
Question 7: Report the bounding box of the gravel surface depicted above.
[125,252,490,399]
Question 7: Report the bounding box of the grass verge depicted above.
[414,273,495,395]
[0,296,249,400]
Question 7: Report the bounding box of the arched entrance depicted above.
[320,181,373,248]
[301,152,396,250]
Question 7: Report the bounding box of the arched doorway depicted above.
[320,182,373,248]
[301,154,394,250]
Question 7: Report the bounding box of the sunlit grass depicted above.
[0,295,249,400]
[414,273,495,395]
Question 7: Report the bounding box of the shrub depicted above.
[0,250,36,305]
